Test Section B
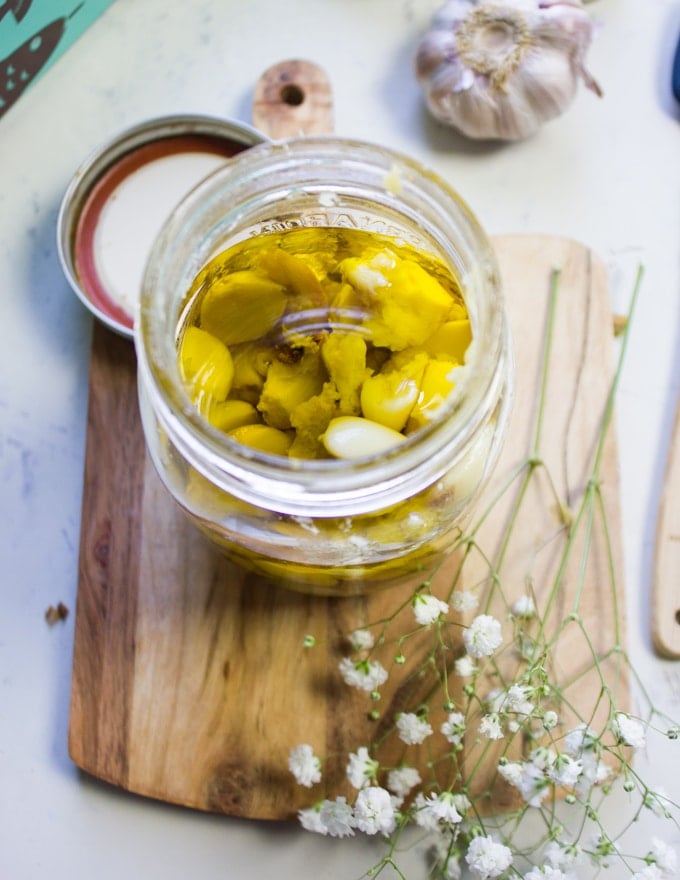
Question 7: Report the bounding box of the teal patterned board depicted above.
[0,0,116,120]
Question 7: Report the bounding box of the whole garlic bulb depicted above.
[415,0,601,141]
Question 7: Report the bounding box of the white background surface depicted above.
[1,1,679,878]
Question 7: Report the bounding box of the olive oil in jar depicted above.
[177,227,472,461]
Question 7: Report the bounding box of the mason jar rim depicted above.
[136,135,510,516]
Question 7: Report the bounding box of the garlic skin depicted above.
[415,0,601,141]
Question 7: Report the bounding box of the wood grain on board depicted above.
[69,234,628,819]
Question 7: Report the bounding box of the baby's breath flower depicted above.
[412,791,441,831]
[501,684,535,719]
[549,753,583,788]
[412,593,449,626]
[530,746,556,771]
[338,657,388,692]
[288,743,322,788]
[465,834,513,879]
[499,760,549,807]
[563,723,598,756]
[543,710,559,730]
[350,628,375,651]
[479,713,504,740]
[450,590,479,612]
[298,803,326,834]
[441,711,466,745]
[346,746,379,790]
[454,654,477,677]
[524,867,574,879]
[386,765,421,800]
[511,595,537,618]
[397,711,433,745]
[498,761,523,786]
[651,837,678,875]
[353,786,396,836]
[319,797,355,837]
[418,791,463,828]
[612,712,647,749]
[463,614,503,659]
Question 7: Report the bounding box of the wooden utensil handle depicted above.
[252,59,334,138]
[652,391,680,657]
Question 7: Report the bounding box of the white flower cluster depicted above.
[480,683,536,738]
[465,835,513,878]
[463,614,504,659]
[349,628,375,652]
[413,790,464,831]
[293,743,422,838]
[454,654,477,677]
[290,568,679,880]
[338,656,388,692]
[298,786,397,838]
[511,595,537,619]
[412,592,449,626]
[496,722,614,807]
[337,612,506,702]
[450,589,479,613]
[288,743,321,789]
[611,711,647,750]
[396,712,433,745]
[346,746,379,789]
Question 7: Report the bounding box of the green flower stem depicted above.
[532,267,561,458]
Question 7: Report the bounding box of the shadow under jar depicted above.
[136,137,513,597]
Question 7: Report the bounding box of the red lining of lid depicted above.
[73,134,250,331]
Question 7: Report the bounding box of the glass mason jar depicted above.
[136,137,513,596]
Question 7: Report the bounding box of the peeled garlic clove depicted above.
[180,326,234,403]
[360,373,420,432]
[228,423,293,456]
[206,399,259,433]
[199,270,287,345]
[415,0,601,141]
[321,416,407,459]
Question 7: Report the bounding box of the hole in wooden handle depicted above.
[280,83,305,107]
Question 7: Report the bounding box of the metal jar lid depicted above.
[57,114,266,338]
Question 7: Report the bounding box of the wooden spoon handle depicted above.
[652,391,680,657]
[252,59,334,138]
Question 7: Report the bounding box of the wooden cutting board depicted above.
[68,232,628,819]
